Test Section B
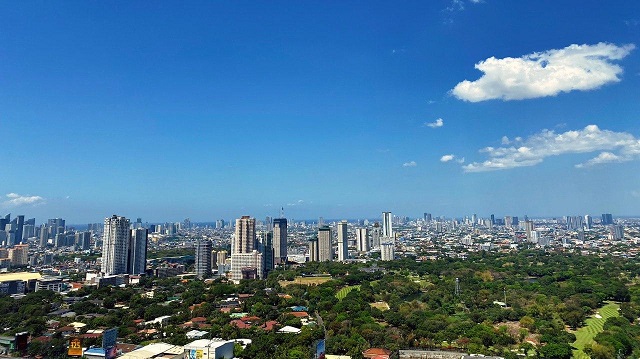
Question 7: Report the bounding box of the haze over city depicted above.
[1,1,639,223]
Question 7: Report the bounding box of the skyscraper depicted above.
[381,242,395,261]
[602,213,614,225]
[272,218,287,264]
[382,212,393,238]
[308,237,318,262]
[356,228,369,252]
[129,228,148,275]
[337,220,348,261]
[233,216,256,254]
[584,215,593,230]
[231,216,263,281]
[371,223,381,249]
[195,239,212,279]
[317,225,333,261]
[101,215,131,275]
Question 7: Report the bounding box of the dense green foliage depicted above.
[7,250,640,359]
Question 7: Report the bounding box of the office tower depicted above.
[195,239,212,279]
[382,212,392,238]
[318,217,324,227]
[233,216,256,254]
[371,223,381,248]
[356,228,370,252]
[308,237,319,262]
[381,242,395,261]
[258,232,274,273]
[216,251,228,267]
[231,216,263,281]
[215,219,225,229]
[530,231,540,244]
[490,214,495,225]
[47,218,65,239]
[471,214,477,225]
[129,228,148,275]
[10,215,25,245]
[101,215,131,275]
[230,251,264,280]
[525,221,535,243]
[75,231,91,250]
[423,213,432,223]
[0,214,9,233]
[337,220,348,261]
[602,213,614,225]
[584,215,593,230]
[272,218,287,264]
[39,225,49,247]
[609,225,624,240]
[317,225,333,261]
[265,217,273,232]
[9,244,29,266]
[22,218,35,241]
[504,216,513,228]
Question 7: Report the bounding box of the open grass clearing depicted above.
[572,301,620,359]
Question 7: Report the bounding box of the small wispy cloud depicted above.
[425,118,444,128]
[402,161,417,167]
[452,42,635,102]
[3,193,45,207]
[461,125,640,172]
[440,154,456,162]
[287,200,305,206]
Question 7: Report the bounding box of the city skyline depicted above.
[1,1,639,222]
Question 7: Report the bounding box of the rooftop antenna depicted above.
[280,206,284,219]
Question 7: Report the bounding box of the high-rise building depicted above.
[75,231,91,250]
[101,215,131,275]
[337,220,348,261]
[195,239,212,279]
[356,228,369,252]
[272,218,287,264]
[382,212,393,238]
[47,218,65,239]
[129,228,148,275]
[525,221,535,243]
[11,215,25,245]
[381,242,395,261]
[371,223,381,249]
[231,216,262,282]
[609,225,624,240]
[258,231,274,274]
[308,237,318,262]
[423,213,432,223]
[38,225,49,247]
[9,244,29,266]
[584,215,593,230]
[233,216,256,254]
[317,225,333,261]
[602,213,614,225]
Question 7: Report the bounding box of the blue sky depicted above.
[1,1,639,223]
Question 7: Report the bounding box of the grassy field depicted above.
[336,285,361,300]
[572,302,620,359]
[279,275,332,287]
[370,301,390,311]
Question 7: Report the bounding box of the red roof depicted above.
[191,317,207,323]
[289,311,309,318]
[230,319,251,329]
[363,348,391,359]
[262,320,279,331]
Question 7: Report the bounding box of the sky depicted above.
[1,1,639,223]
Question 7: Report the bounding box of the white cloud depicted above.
[440,154,456,162]
[3,193,45,207]
[575,152,625,168]
[452,43,635,102]
[462,125,640,172]
[403,161,417,167]
[425,118,444,128]
[456,157,465,164]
